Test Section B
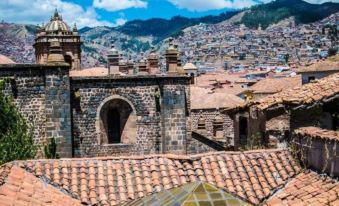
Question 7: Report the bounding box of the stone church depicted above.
[0,10,205,158]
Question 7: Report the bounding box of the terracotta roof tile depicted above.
[249,75,301,94]
[0,54,15,64]
[297,59,339,73]
[264,171,339,206]
[253,72,339,110]
[190,86,244,110]
[0,165,82,206]
[4,149,300,205]
[294,127,339,141]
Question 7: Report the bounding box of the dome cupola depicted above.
[44,9,71,33]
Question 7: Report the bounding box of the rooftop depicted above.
[253,72,339,110]
[0,165,82,206]
[0,55,15,64]
[249,75,301,94]
[0,149,301,205]
[264,171,339,206]
[191,87,244,110]
[294,127,339,141]
[297,57,339,73]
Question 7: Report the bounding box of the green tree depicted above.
[44,137,59,159]
[0,79,36,165]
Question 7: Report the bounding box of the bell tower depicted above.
[34,9,82,70]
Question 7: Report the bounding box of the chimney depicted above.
[107,45,120,74]
[127,56,134,75]
[148,46,159,74]
[47,40,65,63]
[119,59,128,74]
[138,53,149,75]
[165,38,178,74]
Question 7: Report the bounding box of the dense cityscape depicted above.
[0,0,338,205]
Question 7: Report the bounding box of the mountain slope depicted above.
[117,11,239,40]
[241,0,339,29]
[0,23,36,63]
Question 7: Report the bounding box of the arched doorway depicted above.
[64,54,73,68]
[97,97,137,144]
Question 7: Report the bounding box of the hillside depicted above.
[117,11,239,40]
[241,0,339,29]
[1,0,338,67]
[0,23,36,63]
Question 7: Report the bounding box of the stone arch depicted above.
[96,95,137,145]
[64,52,74,68]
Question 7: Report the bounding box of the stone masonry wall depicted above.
[45,68,72,157]
[0,64,72,157]
[71,76,191,157]
[162,84,188,154]
[191,109,235,147]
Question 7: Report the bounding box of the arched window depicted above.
[98,98,137,144]
[64,54,73,68]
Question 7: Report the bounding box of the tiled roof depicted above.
[249,76,301,94]
[70,67,108,77]
[0,165,82,206]
[253,72,339,110]
[9,149,300,205]
[264,171,339,206]
[297,59,339,73]
[294,127,339,141]
[0,54,15,64]
[191,84,244,110]
[191,91,244,110]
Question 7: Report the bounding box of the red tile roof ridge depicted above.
[10,148,290,163]
[250,72,339,110]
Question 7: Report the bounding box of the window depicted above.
[98,98,137,144]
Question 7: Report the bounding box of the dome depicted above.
[45,9,71,32]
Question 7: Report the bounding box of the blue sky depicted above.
[0,0,337,28]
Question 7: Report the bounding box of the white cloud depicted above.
[167,0,258,11]
[114,18,127,26]
[93,0,148,12]
[167,0,339,11]
[0,0,114,28]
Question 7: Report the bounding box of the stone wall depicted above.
[0,65,198,157]
[162,84,189,154]
[188,135,217,154]
[292,134,339,177]
[0,64,72,157]
[71,76,191,157]
[191,109,235,147]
